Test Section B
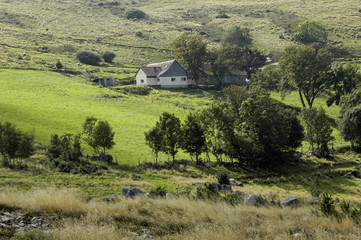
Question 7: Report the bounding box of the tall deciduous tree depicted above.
[327,64,361,106]
[82,117,115,155]
[171,33,207,87]
[279,45,332,108]
[221,26,252,48]
[181,113,206,162]
[157,112,181,162]
[294,20,328,44]
[301,107,333,156]
[145,126,163,163]
[93,121,115,155]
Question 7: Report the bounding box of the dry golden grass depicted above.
[1,188,361,239]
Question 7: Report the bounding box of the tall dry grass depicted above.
[1,188,361,239]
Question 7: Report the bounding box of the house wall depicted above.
[160,76,188,88]
[135,70,148,85]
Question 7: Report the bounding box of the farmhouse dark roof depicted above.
[140,67,162,77]
[141,60,180,77]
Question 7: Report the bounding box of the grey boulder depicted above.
[280,197,300,207]
[243,195,268,206]
[121,186,144,198]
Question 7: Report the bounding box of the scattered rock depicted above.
[310,197,321,204]
[280,197,300,207]
[0,211,53,232]
[76,63,82,66]
[166,193,177,199]
[229,178,237,186]
[106,194,121,201]
[221,184,233,193]
[121,186,144,198]
[293,232,303,237]
[243,195,268,206]
[237,183,244,187]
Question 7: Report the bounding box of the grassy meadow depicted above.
[0,69,220,165]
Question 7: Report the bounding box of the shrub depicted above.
[122,85,152,95]
[56,60,63,69]
[215,9,230,19]
[102,51,116,63]
[223,194,242,206]
[196,183,219,200]
[320,193,337,217]
[76,51,101,66]
[149,186,167,198]
[217,172,230,185]
[135,31,143,38]
[125,9,146,19]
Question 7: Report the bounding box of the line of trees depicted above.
[145,86,307,167]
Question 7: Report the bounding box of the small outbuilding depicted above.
[135,60,188,88]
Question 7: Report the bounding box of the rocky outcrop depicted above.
[0,211,53,232]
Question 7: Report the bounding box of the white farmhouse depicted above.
[135,60,188,88]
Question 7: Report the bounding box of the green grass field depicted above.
[0,69,220,165]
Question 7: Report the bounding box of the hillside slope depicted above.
[0,0,360,71]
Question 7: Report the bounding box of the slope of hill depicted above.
[0,0,360,72]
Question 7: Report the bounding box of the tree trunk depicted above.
[299,89,306,108]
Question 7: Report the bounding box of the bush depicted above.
[125,9,146,19]
[223,194,243,206]
[196,183,220,200]
[135,31,143,38]
[320,193,337,217]
[122,85,152,95]
[102,51,116,63]
[76,51,101,66]
[217,172,230,185]
[149,186,167,198]
[56,60,63,69]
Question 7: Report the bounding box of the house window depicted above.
[171,78,176,82]
[140,79,144,83]
[182,77,186,81]
[157,78,160,82]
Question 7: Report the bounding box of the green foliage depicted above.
[196,183,219,200]
[121,85,152,95]
[251,67,282,91]
[102,51,116,63]
[302,108,333,156]
[294,20,328,44]
[56,60,63,69]
[224,85,249,117]
[238,90,303,164]
[181,113,206,162]
[145,126,163,162]
[47,133,83,163]
[223,194,243,206]
[327,64,361,107]
[76,51,101,66]
[320,193,337,217]
[279,45,332,108]
[156,112,182,162]
[217,172,230,185]
[0,122,34,167]
[125,9,146,20]
[149,186,167,198]
[339,105,361,150]
[82,117,115,155]
[171,33,207,86]
[221,26,252,48]
[215,9,230,19]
